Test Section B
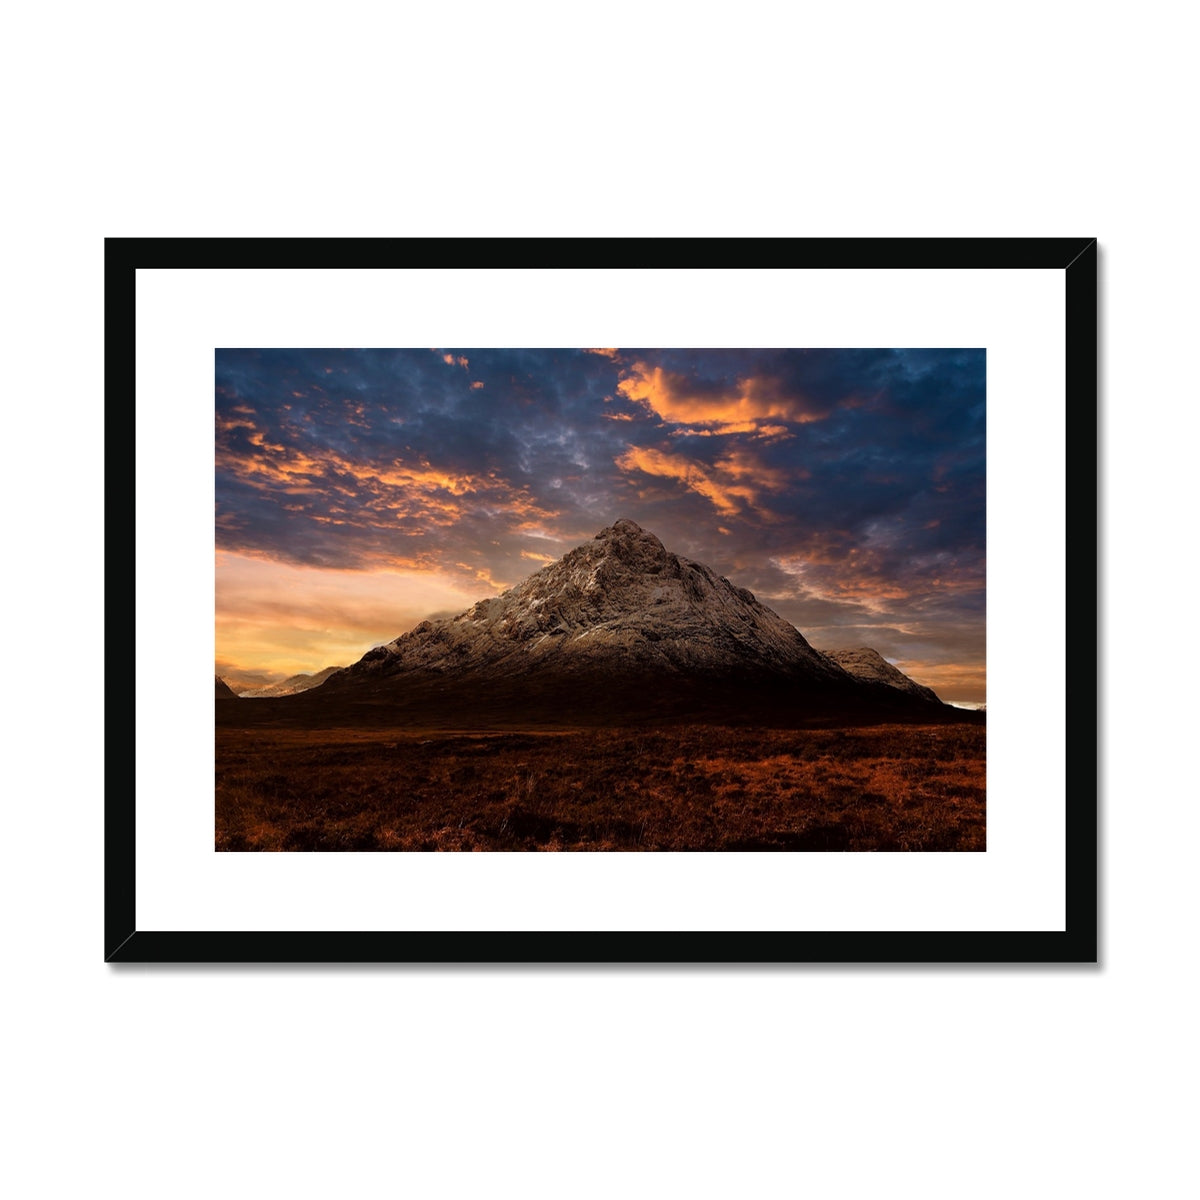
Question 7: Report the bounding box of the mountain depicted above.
[337,518,845,685]
[820,648,941,704]
[215,675,239,700]
[238,666,341,698]
[295,519,951,727]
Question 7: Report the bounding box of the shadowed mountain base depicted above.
[217,666,982,732]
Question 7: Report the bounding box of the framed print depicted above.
[106,237,1097,963]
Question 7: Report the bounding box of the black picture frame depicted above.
[106,237,1097,964]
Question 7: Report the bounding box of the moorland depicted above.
[216,715,985,852]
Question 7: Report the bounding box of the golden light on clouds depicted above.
[217,417,556,556]
[616,362,828,435]
[770,553,912,613]
[711,445,797,489]
[615,446,752,516]
[615,443,790,518]
[670,422,791,439]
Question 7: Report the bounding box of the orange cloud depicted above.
[442,353,455,365]
[248,431,286,452]
[369,460,482,496]
[615,443,795,517]
[670,422,791,440]
[218,421,557,552]
[585,348,620,359]
[616,362,829,435]
[455,561,507,591]
[711,446,796,490]
[615,446,755,517]
[471,381,485,389]
[220,443,330,485]
[770,551,913,613]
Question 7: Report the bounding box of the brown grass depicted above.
[216,723,985,852]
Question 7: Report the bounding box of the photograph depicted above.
[16,0,1171,1189]
[215,346,986,853]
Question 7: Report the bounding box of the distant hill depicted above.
[216,667,278,692]
[237,666,342,698]
[215,676,239,700]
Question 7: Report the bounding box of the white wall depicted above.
[5,4,1191,1198]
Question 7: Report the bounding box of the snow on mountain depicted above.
[333,518,847,688]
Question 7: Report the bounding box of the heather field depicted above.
[216,721,985,852]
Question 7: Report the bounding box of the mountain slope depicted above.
[215,675,239,700]
[820,648,941,704]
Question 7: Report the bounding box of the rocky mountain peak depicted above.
[594,516,667,561]
[340,519,843,685]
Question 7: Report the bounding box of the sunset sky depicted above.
[216,348,985,702]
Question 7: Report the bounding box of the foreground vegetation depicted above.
[216,722,985,852]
